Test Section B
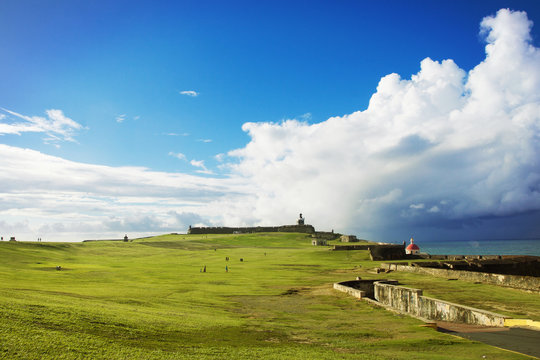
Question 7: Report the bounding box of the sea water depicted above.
[415,239,540,256]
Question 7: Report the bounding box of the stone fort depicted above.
[187,213,315,235]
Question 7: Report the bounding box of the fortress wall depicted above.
[368,245,405,260]
[333,245,372,250]
[379,263,540,291]
[188,225,315,234]
[373,281,508,327]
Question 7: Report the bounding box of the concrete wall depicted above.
[380,263,540,292]
[373,281,508,327]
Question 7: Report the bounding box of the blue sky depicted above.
[1,1,540,242]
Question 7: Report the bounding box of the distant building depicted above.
[405,237,420,255]
[312,238,327,246]
[340,235,358,242]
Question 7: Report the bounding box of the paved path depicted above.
[437,323,540,358]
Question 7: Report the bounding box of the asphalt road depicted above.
[439,327,540,358]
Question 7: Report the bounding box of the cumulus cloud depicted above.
[180,90,199,97]
[225,9,540,241]
[0,108,83,142]
[0,144,247,241]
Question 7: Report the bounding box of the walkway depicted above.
[437,323,540,358]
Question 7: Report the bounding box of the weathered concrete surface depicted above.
[373,281,509,327]
[380,262,540,292]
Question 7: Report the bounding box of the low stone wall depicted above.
[333,279,397,299]
[373,281,508,327]
[333,282,365,299]
[380,263,540,292]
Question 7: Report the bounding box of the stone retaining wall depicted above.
[334,280,509,327]
[373,281,508,327]
[380,263,540,291]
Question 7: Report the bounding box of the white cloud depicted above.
[180,90,199,97]
[116,114,127,123]
[215,153,225,162]
[190,159,213,175]
[169,151,187,161]
[224,9,540,240]
[299,113,312,121]
[163,132,189,136]
[197,139,212,143]
[0,144,247,241]
[0,108,83,142]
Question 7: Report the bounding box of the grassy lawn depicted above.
[0,233,533,359]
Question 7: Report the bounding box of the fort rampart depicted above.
[373,281,509,327]
[187,224,315,234]
[379,262,540,291]
[334,280,509,327]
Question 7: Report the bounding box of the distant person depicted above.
[225,265,228,272]
[203,265,206,273]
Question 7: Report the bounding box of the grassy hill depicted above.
[0,233,531,359]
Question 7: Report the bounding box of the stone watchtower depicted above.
[297,213,305,226]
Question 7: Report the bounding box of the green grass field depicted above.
[0,233,534,359]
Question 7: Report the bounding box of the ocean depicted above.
[410,239,540,257]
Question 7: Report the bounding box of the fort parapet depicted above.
[187,224,315,235]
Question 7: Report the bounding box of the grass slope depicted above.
[0,233,532,359]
